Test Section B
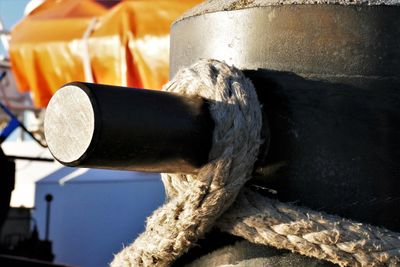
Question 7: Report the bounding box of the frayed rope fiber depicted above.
[111,59,400,267]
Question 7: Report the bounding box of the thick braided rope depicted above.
[217,189,400,267]
[110,59,263,267]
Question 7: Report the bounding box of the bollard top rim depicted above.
[175,0,400,23]
[44,84,96,165]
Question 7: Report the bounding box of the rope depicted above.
[111,59,400,267]
[218,189,400,267]
[111,59,263,267]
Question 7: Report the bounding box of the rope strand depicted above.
[217,189,400,267]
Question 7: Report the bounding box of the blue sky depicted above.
[0,0,30,55]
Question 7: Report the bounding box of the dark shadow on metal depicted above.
[247,69,400,232]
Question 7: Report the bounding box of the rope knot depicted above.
[111,59,262,267]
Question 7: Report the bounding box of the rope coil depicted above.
[111,59,400,267]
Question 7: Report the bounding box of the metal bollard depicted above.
[170,4,400,232]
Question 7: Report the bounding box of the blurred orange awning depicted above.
[9,0,201,108]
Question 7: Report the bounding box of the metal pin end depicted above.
[44,84,95,165]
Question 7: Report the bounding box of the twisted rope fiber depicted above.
[111,59,400,267]
[218,189,400,266]
[111,59,263,266]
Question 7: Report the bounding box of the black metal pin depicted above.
[44,82,215,174]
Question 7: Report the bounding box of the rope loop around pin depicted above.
[111,59,400,267]
[111,59,263,267]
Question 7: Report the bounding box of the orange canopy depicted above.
[9,0,201,108]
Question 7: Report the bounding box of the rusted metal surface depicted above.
[171,5,400,231]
